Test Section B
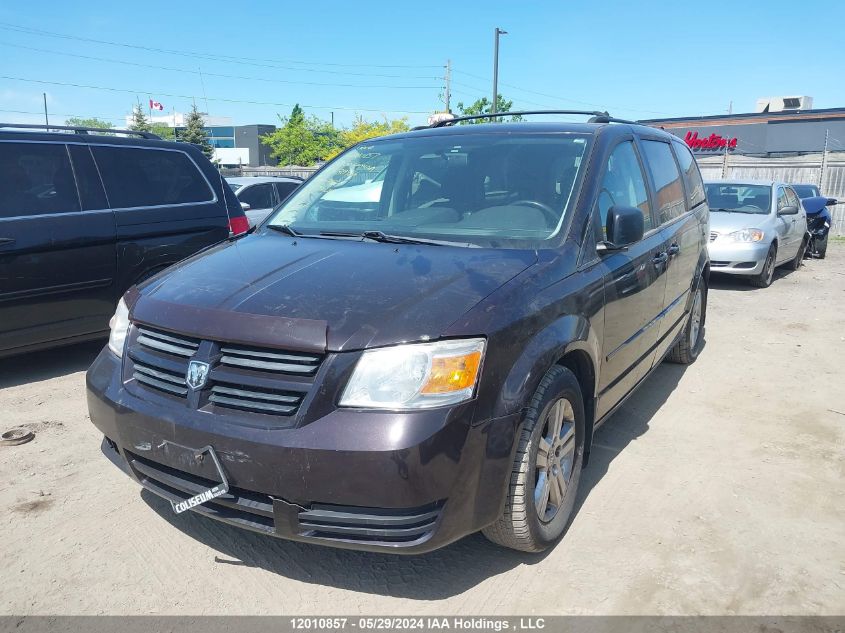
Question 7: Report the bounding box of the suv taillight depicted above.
[229,216,249,236]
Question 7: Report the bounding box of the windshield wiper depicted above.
[710,207,752,214]
[320,230,474,247]
[266,224,302,237]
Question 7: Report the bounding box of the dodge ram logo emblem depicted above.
[186,361,210,390]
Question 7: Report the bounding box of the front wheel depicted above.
[482,365,585,553]
[668,278,706,364]
[817,234,828,259]
[750,243,777,288]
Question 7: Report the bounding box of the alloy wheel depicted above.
[534,398,576,523]
[690,286,703,347]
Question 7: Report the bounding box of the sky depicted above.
[1,0,844,130]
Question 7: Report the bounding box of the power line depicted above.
[0,108,128,122]
[0,75,433,114]
[0,22,441,74]
[0,41,441,90]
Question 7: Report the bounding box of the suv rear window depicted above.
[0,142,80,218]
[92,146,214,209]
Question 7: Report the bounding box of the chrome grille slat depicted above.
[209,393,299,415]
[219,347,321,364]
[219,355,317,374]
[212,385,300,404]
[133,371,188,396]
[134,364,186,386]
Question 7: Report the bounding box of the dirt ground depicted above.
[1,246,843,616]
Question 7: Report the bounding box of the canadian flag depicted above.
[149,99,164,111]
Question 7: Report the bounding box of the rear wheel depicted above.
[750,243,777,288]
[482,365,585,553]
[668,278,706,364]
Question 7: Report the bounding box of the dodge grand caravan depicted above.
[87,111,710,553]
[0,123,247,358]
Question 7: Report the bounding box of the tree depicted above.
[128,104,150,132]
[456,95,522,123]
[324,115,410,160]
[65,117,113,131]
[260,104,340,167]
[180,103,214,159]
[149,123,175,140]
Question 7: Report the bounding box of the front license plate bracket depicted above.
[169,445,230,514]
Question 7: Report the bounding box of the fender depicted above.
[489,313,601,450]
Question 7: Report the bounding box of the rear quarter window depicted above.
[672,141,706,208]
[92,146,214,209]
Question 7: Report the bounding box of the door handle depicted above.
[0,237,15,246]
[652,252,668,266]
[667,243,680,256]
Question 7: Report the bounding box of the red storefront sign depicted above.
[684,131,738,151]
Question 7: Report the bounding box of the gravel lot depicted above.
[1,246,843,616]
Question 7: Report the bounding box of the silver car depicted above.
[225,176,302,225]
[705,181,808,287]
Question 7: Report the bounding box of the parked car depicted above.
[88,111,710,554]
[0,123,247,359]
[705,181,807,287]
[791,183,822,200]
[802,195,835,259]
[226,176,302,225]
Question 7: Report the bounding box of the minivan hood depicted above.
[710,210,771,233]
[137,233,537,351]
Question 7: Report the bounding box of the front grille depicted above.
[710,261,729,267]
[210,383,303,416]
[298,502,442,545]
[137,326,199,357]
[709,231,719,242]
[220,345,322,375]
[127,451,276,533]
[127,324,320,425]
[132,360,187,396]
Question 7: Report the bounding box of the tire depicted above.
[750,243,777,288]
[787,237,807,271]
[482,365,585,553]
[668,277,707,364]
[817,235,828,259]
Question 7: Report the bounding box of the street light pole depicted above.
[492,27,507,117]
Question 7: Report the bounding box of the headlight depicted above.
[727,228,764,242]
[340,338,485,409]
[107,298,130,357]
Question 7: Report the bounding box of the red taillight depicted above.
[228,216,249,236]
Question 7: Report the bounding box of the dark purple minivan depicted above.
[87,112,710,553]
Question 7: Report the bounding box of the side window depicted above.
[238,183,275,209]
[0,142,81,218]
[672,141,706,208]
[776,187,789,212]
[274,181,299,203]
[91,146,214,209]
[68,144,108,210]
[597,141,651,237]
[641,140,686,225]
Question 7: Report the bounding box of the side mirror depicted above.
[598,205,645,253]
[778,205,798,216]
[240,202,251,211]
[826,198,838,206]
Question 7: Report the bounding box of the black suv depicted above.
[87,112,710,553]
[0,124,247,358]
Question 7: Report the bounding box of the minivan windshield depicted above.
[266,132,590,248]
[705,184,771,214]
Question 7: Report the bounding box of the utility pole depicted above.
[492,27,507,116]
[728,100,733,115]
[721,142,730,179]
[42,92,49,130]
[331,111,334,128]
[819,128,830,188]
[444,59,452,113]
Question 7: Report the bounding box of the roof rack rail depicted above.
[0,122,161,139]
[423,109,613,128]
[587,114,640,125]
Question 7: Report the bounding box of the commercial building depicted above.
[124,112,277,167]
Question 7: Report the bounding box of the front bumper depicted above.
[707,239,770,275]
[86,347,520,554]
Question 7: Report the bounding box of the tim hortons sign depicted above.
[684,131,738,151]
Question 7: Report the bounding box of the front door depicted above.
[0,141,117,353]
[595,140,669,419]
